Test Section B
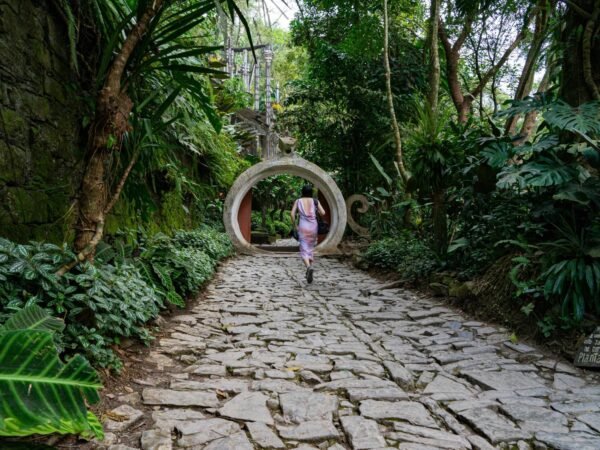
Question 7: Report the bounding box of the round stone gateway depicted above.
[223,154,347,254]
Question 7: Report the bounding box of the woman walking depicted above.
[291,184,326,283]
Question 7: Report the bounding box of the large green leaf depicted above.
[1,305,64,334]
[480,141,511,168]
[544,101,600,135]
[0,330,102,439]
[369,154,392,186]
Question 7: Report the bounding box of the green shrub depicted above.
[272,219,292,237]
[0,226,232,369]
[172,225,233,260]
[140,229,227,300]
[363,233,438,282]
[0,239,163,369]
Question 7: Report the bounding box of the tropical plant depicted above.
[0,306,102,439]
[0,226,231,369]
[478,97,600,327]
[363,234,438,282]
[51,0,251,268]
[405,98,459,255]
[540,220,600,322]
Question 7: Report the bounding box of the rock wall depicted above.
[0,0,83,243]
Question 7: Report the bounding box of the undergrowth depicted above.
[0,225,232,370]
[362,233,438,283]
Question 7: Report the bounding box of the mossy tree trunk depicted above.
[73,1,164,259]
[560,0,600,106]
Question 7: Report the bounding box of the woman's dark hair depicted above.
[301,184,314,198]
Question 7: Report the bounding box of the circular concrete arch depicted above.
[223,155,347,254]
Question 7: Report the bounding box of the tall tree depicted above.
[75,0,165,258]
[421,0,448,254]
[560,0,600,106]
[383,0,409,184]
[438,2,529,122]
[427,0,441,115]
[69,0,248,268]
[505,0,553,135]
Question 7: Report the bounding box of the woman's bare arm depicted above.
[317,202,326,216]
[290,200,297,225]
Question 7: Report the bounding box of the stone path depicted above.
[101,256,600,450]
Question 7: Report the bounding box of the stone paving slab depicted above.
[101,255,600,449]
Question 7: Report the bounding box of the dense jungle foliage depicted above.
[0,0,247,438]
[280,0,600,339]
[0,0,599,441]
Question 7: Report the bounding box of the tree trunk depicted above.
[506,0,551,135]
[432,189,447,255]
[560,0,600,106]
[513,65,551,145]
[383,0,409,184]
[427,0,441,115]
[74,1,164,255]
[439,15,525,124]
[438,21,469,122]
[582,1,600,100]
[458,97,472,123]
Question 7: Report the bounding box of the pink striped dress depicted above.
[296,199,318,260]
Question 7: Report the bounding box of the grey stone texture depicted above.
[340,416,386,449]
[101,255,600,449]
[104,405,144,432]
[0,0,84,242]
[218,391,273,424]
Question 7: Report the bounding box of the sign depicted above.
[574,327,600,368]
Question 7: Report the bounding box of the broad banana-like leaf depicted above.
[1,305,64,333]
[0,329,103,439]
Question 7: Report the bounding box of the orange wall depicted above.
[317,192,331,243]
[238,190,252,243]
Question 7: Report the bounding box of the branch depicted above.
[104,151,139,215]
[438,21,453,57]
[506,0,552,134]
[561,0,592,19]
[56,220,104,276]
[439,21,466,117]
[469,29,525,99]
[453,16,473,53]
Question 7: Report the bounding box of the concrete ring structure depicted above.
[223,155,347,254]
